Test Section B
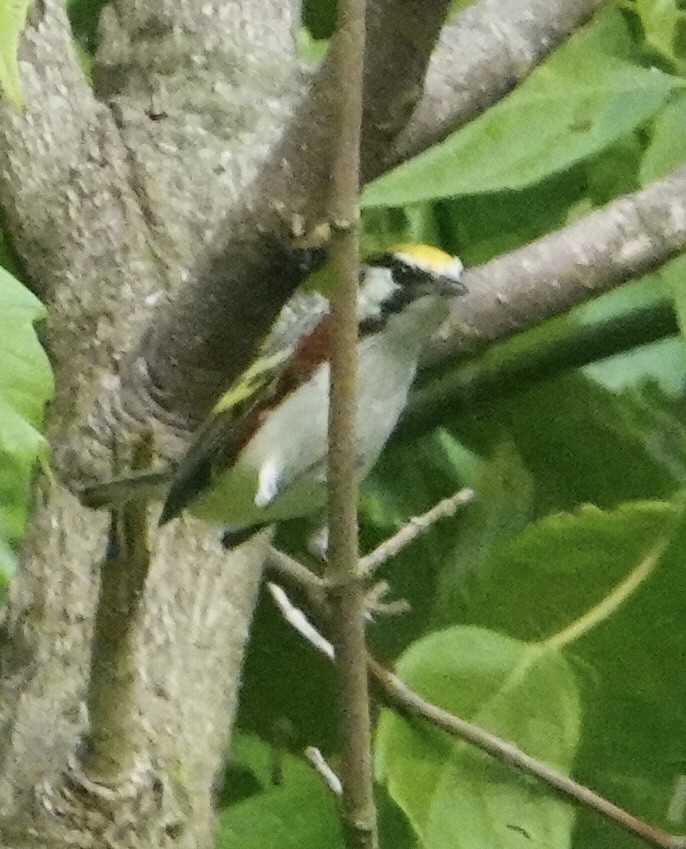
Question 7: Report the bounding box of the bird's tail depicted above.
[78,467,171,510]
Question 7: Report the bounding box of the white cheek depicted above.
[358,267,400,319]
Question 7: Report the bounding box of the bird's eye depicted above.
[366,253,428,288]
[391,262,427,288]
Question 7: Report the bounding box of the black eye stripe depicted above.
[366,253,434,288]
[358,254,438,335]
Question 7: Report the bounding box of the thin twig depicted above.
[326,0,377,844]
[265,546,326,591]
[360,487,475,575]
[368,657,686,849]
[267,583,335,660]
[305,747,343,796]
[264,545,329,617]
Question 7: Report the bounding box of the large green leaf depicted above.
[377,501,681,849]
[431,442,534,630]
[363,9,681,207]
[0,0,32,108]
[0,267,51,452]
[463,501,678,640]
[640,92,686,184]
[453,498,685,848]
[438,372,684,513]
[376,626,580,849]
[0,267,53,585]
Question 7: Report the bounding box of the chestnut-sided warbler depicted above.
[81,245,464,537]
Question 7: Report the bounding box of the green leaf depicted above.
[0,535,16,595]
[0,264,45,322]
[0,451,33,541]
[0,266,53,574]
[571,267,686,393]
[663,256,686,344]
[376,626,580,849]
[436,166,588,265]
[464,501,678,641]
[66,0,108,54]
[297,28,328,63]
[0,268,52,453]
[432,442,534,629]
[0,395,45,457]
[636,93,686,342]
[640,92,686,184]
[633,0,686,70]
[216,733,342,849]
[363,11,681,207]
[446,373,683,513]
[0,0,32,108]
[430,498,686,847]
[567,499,686,844]
[302,0,336,39]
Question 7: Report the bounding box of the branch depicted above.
[82,435,154,781]
[305,747,343,796]
[326,0,378,846]
[392,0,607,166]
[399,300,678,439]
[267,583,335,661]
[429,166,686,366]
[369,657,686,849]
[360,487,475,575]
[93,0,304,277]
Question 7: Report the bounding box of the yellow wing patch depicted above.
[212,349,291,415]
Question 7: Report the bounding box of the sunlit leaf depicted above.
[0,266,52,575]
[376,626,580,849]
[363,10,681,206]
[0,0,32,108]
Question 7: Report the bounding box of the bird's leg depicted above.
[307,521,330,562]
[220,523,270,549]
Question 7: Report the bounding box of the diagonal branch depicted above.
[431,166,686,365]
[268,564,685,849]
[131,0,608,430]
[391,0,608,167]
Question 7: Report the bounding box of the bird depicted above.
[80,244,465,542]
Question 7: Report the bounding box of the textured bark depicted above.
[0,0,298,845]
[0,0,620,846]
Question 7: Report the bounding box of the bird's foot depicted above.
[220,523,270,549]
